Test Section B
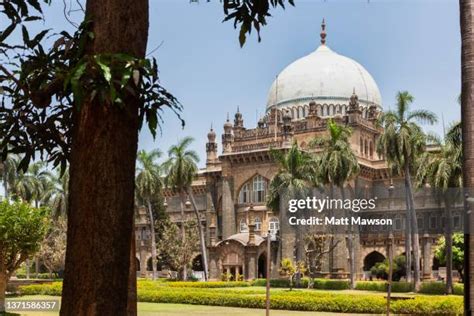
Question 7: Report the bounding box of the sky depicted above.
[23,0,462,168]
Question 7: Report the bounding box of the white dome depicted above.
[266,44,382,113]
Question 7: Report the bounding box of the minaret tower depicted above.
[222,114,234,153]
[206,124,218,165]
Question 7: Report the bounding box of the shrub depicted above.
[252,278,349,290]
[419,282,464,296]
[15,272,57,280]
[356,281,413,293]
[18,282,62,296]
[167,281,250,288]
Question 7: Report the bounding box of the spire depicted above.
[320,18,327,45]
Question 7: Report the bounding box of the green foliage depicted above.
[370,255,406,281]
[419,282,464,295]
[167,281,250,288]
[355,281,413,293]
[18,280,464,314]
[191,0,295,47]
[0,18,183,173]
[267,141,317,211]
[15,272,57,280]
[163,137,199,193]
[435,233,464,280]
[310,119,359,187]
[0,200,49,279]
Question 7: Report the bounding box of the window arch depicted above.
[253,175,266,203]
[298,107,304,119]
[239,183,250,204]
[254,217,262,231]
[240,218,249,233]
[269,217,279,235]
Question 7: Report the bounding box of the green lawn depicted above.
[5,296,372,316]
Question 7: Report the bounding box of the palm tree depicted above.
[43,168,69,219]
[136,149,162,280]
[416,123,462,294]
[310,119,360,289]
[460,2,474,310]
[1,154,19,200]
[27,161,52,208]
[267,141,318,265]
[377,91,437,291]
[163,137,208,281]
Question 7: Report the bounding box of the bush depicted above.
[17,280,463,314]
[356,281,413,293]
[252,278,349,290]
[419,282,464,296]
[15,272,57,280]
[167,281,250,288]
[18,282,62,296]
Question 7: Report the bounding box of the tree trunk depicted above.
[445,195,454,295]
[26,258,30,279]
[386,233,393,316]
[460,1,474,313]
[35,256,40,278]
[3,167,8,200]
[147,199,158,280]
[60,1,149,315]
[187,190,209,281]
[404,165,421,291]
[127,227,137,316]
[0,271,6,313]
[341,186,355,289]
[404,191,412,284]
[179,191,187,281]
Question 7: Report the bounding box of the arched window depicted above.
[239,183,250,204]
[360,137,363,154]
[329,105,334,116]
[269,217,279,235]
[238,175,268,205]
[298,107,303,119]
[240,218,249,233]
[253,175,266,203]
[254,217,262,231]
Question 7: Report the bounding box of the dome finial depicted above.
[320,18,327,45]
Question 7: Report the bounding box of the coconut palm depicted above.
[163,137,208,281]
[27,161,52,208]
[416,123,462,294]
[135,149,162,280]
[43,168,69,218]
[309,119,360,289]
[377,91,437,291]
[267,141,318,265]
[1,154,19,200]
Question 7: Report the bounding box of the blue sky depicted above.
[38,0,461,168]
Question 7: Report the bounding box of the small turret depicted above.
[206,125,218,165]
[222,114,234,153]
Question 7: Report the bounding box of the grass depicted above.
[6,296,368,316]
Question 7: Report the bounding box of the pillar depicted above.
[422,234,433,280]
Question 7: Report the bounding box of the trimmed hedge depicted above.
[18,282,62,296]
[251,278,349,290]
[15,273,57,280]
[167,281,250,288]
[356,281,413,293]
[419,282,464,296]
[17,281,463,314]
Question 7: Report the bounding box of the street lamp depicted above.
[163,197,168,208]
[266,229,278,316]
[185,196,191,209]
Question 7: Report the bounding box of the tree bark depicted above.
[179,191,187,281]
[404,191,412,284]
[460,1,474,313]
[127,227,137,316]
[445,195,454,295]
[341,186,355,289]
[60,1,149,315]
[405,165,420,291]
[187,189,209,281]
[0,271,6,313]
[147,199,158,280]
